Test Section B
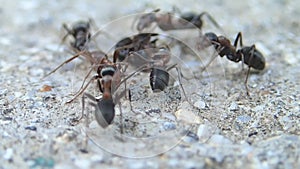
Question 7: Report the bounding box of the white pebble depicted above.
[3,148,13,160]
[229,102,239,111]
[194,100,206,109]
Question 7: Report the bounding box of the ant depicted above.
[136,9,221,32]
[61,19,109,53]
[199,31,266,95]
[61,20,92,51]
[112,33,191,100]
[116,44,192,110]
[45,34,160,132]
[113,33,158,63]
[112,33,173,91]
[44,49,121,129]
[73,53,121,129]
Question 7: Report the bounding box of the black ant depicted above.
[112,33,173,91]
[113,33,158,63]
[115,44,193,110]
[61,19,109,53]
[136,9,221,32]
[112,33,192,100]
[61,20,92,51]
[199,32,266,95]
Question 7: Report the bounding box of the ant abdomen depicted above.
[180,13,202,28]
[150,68,169,92]
[240,47,265,70]
[95,99,115,128]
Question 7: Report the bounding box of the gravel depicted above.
[0,0,299,169]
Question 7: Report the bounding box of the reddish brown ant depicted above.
[199,31,266,95]
[136,9,221,32]
[44,49,122,128]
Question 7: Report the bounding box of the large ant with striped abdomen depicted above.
[44,49,121,129]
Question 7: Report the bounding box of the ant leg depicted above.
[134,9,160,32]
[199,12,223,32]
[56,24,72,52]
[114,64,148,91]
[128,89,133,111]
[83,93,98,123]
[233,32,245,70]
[244,45,256,96]
[200,52,218,72]
[66,75,98,103]
[43,51,84,79]
[245,67,251,96]
[80,94,89,152]
[241,54,245,70]
[118,103,124,134]
[80,93,99,152]
[127,89,140,115]
[79,66,95,91]
[233,32,243,47]
[167,64,194,106]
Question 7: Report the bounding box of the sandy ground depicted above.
[0,0,299,169]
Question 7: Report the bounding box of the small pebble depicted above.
[284,51,299,65]
[90,154,104,163]
[30,157,55,168]
[236,115,251,123]
[39,85,52,92]
[208,134,233,145]
[197,123,216,142]
[3,148,13,161]
[0,89,8,95]
[182,131,199,143]
[29,68,44,76]
[194,100,206,109]
[175,109,201,124]
[25,126,37,131]
[229,102,239,111]
[162,121,176,131]
[14,92,23,98]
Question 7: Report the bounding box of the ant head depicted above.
[72,21,90,34]
[204,32,218,42]
[95,98,115,128]
[114,47,131,62]
[198,32,218,49]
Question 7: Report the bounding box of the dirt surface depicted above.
[0,0,299,169]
